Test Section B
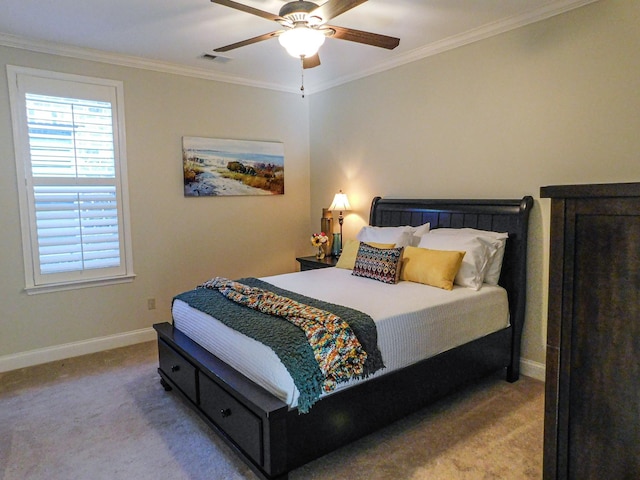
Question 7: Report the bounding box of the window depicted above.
[8,66,134,293]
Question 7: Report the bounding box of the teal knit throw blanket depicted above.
[174,277,385,413]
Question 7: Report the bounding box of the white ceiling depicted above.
[1,0,597,94]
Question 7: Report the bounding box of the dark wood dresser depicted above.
[540,182,640,480]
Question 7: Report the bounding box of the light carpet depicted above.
[0,341,543,480]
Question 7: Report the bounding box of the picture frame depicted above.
[182,136,284,196]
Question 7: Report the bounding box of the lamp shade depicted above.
[278,26,325,58]
[329,191,351,212]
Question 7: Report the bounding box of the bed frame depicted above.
[153,196,533,480]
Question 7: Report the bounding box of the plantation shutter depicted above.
[33,184,121,274]
[9,67,134,292]
[28,94,122,276]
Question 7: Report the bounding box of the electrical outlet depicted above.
[147,298,156,310]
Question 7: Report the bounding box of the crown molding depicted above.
[0,32,300,94]
[309,0,601,93]
[0,0,599,96]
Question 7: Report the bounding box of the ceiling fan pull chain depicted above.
[300,57,305,98]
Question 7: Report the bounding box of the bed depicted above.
[153,195,533,480]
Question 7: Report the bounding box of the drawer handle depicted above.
[220,408,232,418]
[170,365,180,373]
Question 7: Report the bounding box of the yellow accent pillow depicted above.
[335,239,396,269]
[400,246,465,290]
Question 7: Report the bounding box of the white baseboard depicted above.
[1,329,548,382]
[0,327,156,373]
[520,357,546,382]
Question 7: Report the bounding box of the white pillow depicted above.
[430,228,508,285]
[412,222,431,237]
[417,234,491,290]
[357,222,430,247]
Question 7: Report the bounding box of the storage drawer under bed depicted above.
[157,332,265,467]
[158,339,197,402]
[199,371,263,464]
[154,322,290,479]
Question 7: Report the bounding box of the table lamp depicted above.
[329,190,351,256]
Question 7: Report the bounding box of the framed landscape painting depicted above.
[182,137,284,196]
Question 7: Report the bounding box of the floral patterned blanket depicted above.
[174,277,384,413]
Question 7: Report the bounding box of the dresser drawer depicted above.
[158,339,197,402]
[199,371,263,464]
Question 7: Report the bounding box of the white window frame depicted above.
[8,66,135,294]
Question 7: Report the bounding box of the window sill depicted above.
[25,273,136,295]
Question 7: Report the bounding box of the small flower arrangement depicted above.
[311,232,329,259]
[310,232,329,247]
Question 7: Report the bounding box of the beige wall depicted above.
[309,0,640,367]
[2,0,639,371]
[0,48,312,358]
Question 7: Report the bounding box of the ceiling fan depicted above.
[210,0,400,69]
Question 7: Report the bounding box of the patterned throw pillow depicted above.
[335,239,397,270]
[352,242,404,284]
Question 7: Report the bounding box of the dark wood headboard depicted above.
[369,196,534,380]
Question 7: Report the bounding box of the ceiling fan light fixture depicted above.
[278,26,326,59]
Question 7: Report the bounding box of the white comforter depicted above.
[172,268,509,408]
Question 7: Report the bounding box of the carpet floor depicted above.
[0,341,543,480]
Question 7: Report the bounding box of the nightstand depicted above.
[296,256,338,271]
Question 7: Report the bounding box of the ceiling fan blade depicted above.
[312,0,368,23]
[213,31,283,53]
[326,25,400,50]
[303,54,321,69]
[210,0,282,22]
